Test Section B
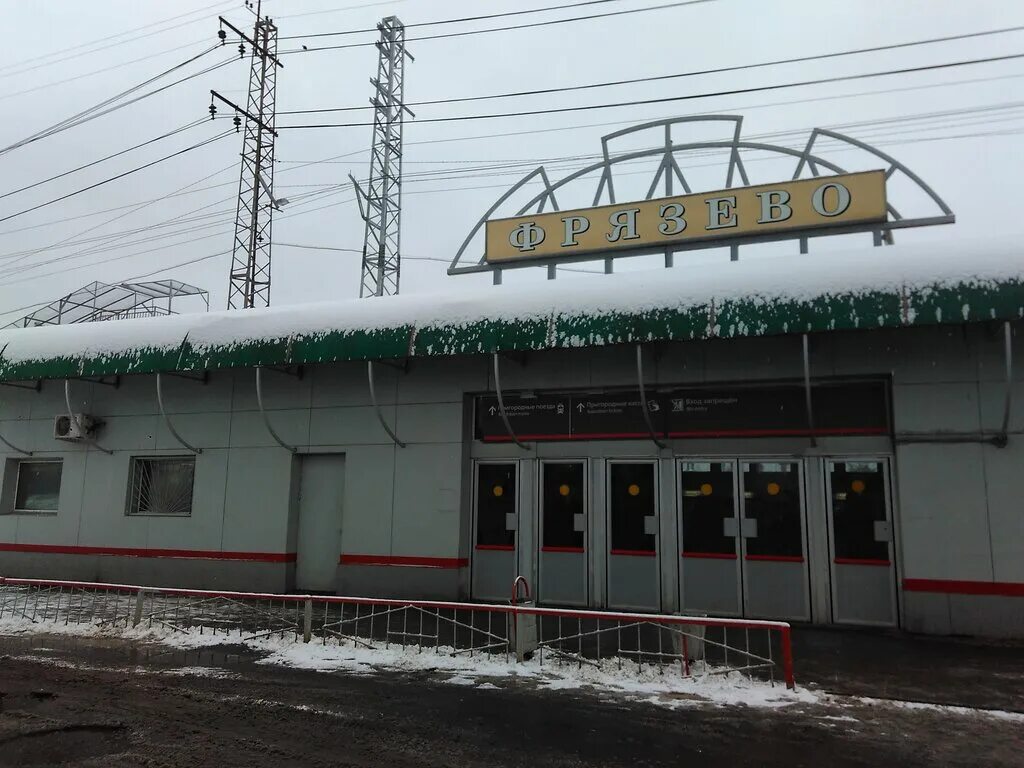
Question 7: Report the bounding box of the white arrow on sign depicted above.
[488,406,497,416]
[576,403,585,413]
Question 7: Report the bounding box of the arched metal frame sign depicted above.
[447,115,955,282]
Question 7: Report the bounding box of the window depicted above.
[741,462,803,558]
[475,463,516,548]
[608,462,656,553]
[680,461,736,556]
[542,462,585,550]
[13,460,62,513]
[127,457,196,516]
[830,461,889,562]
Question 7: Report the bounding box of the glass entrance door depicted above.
[826,459,897,626]
[678,461,742,616]
[739,461,810,621]
[606,461,661,611]
[538,461,588,606]
[471,461,518,602]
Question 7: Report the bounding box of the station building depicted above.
[0,237,1020,638]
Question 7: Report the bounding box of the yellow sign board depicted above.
[484,170,887,263]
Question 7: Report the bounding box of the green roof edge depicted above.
[1,280,1021,382]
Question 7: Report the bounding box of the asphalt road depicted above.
[0,634,1021,767]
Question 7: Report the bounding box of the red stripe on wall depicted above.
[541,546,585,553]
[835,557,891,566]
[0,543,295,563]
[339,554,469,569]
[484,432,659,442]
[474,544,515,552]
[744,554,805,563]
[681,551,737,560]
[667,427,888,438]
[903,578,1024,597]
[484,427,888,442]
[610,549,657,557]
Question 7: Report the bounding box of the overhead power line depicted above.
[0,120,206,203]
[280,24,1024,115]
[0,0,234,75]
[278,51,1024,129]
[280,0,715,54]
[0,130,233,226]
[278,0,626,40]
[0,45,226,157]
[7,66,1016,246]
[0,160,240,277]
[2,122,1013,291]
[0,39,229,105]
[6,110,1019,283]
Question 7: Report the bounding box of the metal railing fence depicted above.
[0,576,795,689]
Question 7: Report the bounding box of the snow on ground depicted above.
[4,615,1024,723]
[852,696,1024,724]
[0,615,811,710]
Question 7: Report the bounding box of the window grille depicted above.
[127,457,195,516]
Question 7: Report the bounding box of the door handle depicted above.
[573,513,585,533]
[722,517,738,538]
[643,515,657,536]
[741,518,758,538]
[505,513,517,531]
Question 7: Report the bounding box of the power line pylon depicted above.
[351,16,414,298]
[224,8,281,310]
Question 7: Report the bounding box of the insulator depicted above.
[208,103,217,120]
[233,115,241,133]
[217,29,227,43]
[238,43,246,58]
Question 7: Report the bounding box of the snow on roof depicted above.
[0,236,1021,382]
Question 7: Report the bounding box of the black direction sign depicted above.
[475,381,888,442]
[476,394,571,441]
[665,387,806,436]
[570,391,665,439]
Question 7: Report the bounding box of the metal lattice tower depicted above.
[226,14,279,310]
[356,17,414,298]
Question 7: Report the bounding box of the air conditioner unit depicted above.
[53,414,97,441]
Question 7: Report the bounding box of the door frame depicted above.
[537,458,590,606]
[824,456,899,627]
[469,458,521,600]
[737,457,811,621]
[675,457,743,617]
[604,458,662,610]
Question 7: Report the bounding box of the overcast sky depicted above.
[0,0,1022,322]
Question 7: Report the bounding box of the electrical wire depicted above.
[280,24,1024,115]
[0,130,233,227]
[8,101,1018,276]
[277,0,626,39]
[8,66,1015,249]
[5,94,1022,285]
[0,39,223,104]
[0,45,226,157]
[0,161,240,276]
[0,0,234,75]
[279,51,1024,129]
[0,119,207,203]
[280,0,714,54]
[8,118,1017,286]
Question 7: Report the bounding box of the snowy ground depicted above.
[2,614,1022,724]
[3,619,1023,767]
[0,615,815,710]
